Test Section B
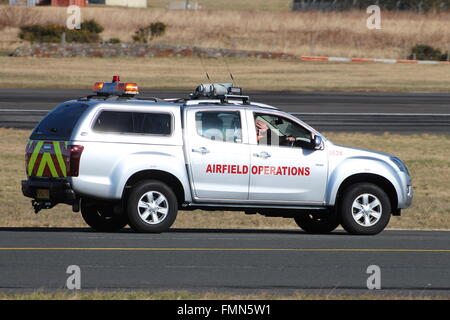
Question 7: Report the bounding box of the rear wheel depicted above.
[80,199,128,232]
[339,183,391,235]
[126,180,178,233]
[294,211,339,234]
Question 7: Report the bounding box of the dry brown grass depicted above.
[2,56,450,91]
[1,5,450,59]
[0,289,445,300]
[1,128,449,230]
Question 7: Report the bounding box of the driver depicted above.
[255,120,295,146]
[255,120,269,143]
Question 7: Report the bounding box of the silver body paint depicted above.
[47,98,413,211]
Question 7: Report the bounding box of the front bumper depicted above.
[405,184,413,207]
[396,171,413,209]
[22,178,77,205]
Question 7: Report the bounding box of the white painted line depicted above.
[301,55,449,65]
[417,61,440,65]
[291,113,450,116]
[374,59,397,64]
[1,110,449,117]
[0,109,49,112]
[328,57,352,62]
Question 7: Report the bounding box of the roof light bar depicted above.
[92,75,139,97]
[92,82,104,92]
[117,82,139,95]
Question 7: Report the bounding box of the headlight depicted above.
[391,157,409,175]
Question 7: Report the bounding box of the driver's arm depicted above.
[279,135,296,146]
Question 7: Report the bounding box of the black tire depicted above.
[80,199,128,232]
[339,183,391,235]
[126,180,178,233]
[294,210,339,234]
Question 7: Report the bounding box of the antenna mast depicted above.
[222,57,237,86]
[199,54,212,82]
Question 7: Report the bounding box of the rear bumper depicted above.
[21,178,77,205]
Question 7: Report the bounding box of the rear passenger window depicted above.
[196,111,242,143]
[133,113,171,135]
[93,111,172,135]
[93,111,133,133]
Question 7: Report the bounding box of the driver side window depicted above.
[254,113,312,148]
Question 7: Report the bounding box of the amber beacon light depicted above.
[92,75,139,96]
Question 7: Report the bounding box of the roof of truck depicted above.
[76,97,279,111]
[84,78,279,111]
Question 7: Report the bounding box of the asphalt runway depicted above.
[0,89,449,133]
[0,228,449,296]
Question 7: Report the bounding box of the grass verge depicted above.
[0,289,446,300]
[1,128,448,230]
[1,56,450,91]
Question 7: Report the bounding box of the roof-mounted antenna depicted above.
[222,57,237,87]
[199,54,212,82]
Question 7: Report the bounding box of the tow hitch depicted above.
[31,200,55,214]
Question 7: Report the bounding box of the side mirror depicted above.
[313,135,323,150]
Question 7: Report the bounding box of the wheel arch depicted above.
[333,173,398,214]
[122,170,186,206]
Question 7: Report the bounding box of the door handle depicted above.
[192,147,210,154]
[253,151,271,159]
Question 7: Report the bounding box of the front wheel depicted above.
[126,180,178,233]
[80,199,128,232]
[294,211,339,234]
[339,183,391,235]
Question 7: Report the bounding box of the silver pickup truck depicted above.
[22,79,413,235]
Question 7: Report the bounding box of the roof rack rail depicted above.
[222,94,250,104]
[78,95,127,102]
[135,96,167,102]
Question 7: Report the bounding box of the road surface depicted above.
[0,89,449,133]
[0,228,448,296]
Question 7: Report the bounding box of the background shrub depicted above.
[409,44,448,61]
[19,25,62,43]
[132,22,166,43]
[80,19,104,34]
[108,38,121,44]
[18,19,103,43]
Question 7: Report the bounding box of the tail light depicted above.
[25,149,30,172]
[68,145,84,177]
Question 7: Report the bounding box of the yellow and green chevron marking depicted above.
[26,141,68,178]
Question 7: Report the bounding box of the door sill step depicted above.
[184,202,327,210]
